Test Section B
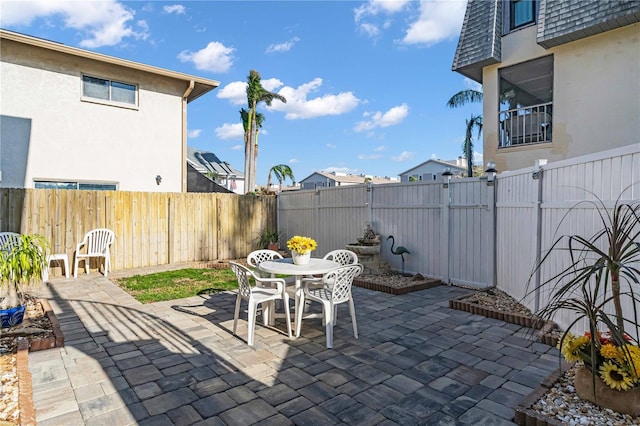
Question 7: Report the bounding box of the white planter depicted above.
[291,250,311,265]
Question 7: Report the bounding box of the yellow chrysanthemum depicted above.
[600,343,619,359]
[599,361,635,391]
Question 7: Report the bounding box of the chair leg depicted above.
[349,297,358,339]
[248,300,258,346]
[325,303,334,349]
[233,295,242,335]
[295,293,305,337]
[104,256,110,277]
[73,257,79,279]
[283,294,292,338]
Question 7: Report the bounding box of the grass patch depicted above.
[116,268,238,303]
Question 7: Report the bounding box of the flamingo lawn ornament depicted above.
[387,235,410,275]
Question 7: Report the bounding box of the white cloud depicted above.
[392,151,414,162]
[178,41,235,73]
[473,151,484,166]
[289,159,299,164]
[269,78,360,119]
[354,103,408,132]
[375,145,386,152]
[188,129,202,138]
[266,37,300,54]
[358,154,383,160]
[215,123,244,140]
[231,144,243,151]
[163,5,186,15]
[323,166,358,174]
[326,144,337,149]
[401,1,467,46]
[0,0,148,48]
[216,81,247,105]
[358,22,380,38]
[354,0,411,22]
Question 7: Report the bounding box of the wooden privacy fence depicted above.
[278,178,496,288]
[0,189,276,275]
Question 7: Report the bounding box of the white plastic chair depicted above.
[230,261,292,346]
[247,249,284,277]
[296,263,363,348]
[304,249,359,288]
[73,228,115,278]
[0,232,21,253]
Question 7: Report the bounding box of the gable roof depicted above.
[186,147,243,178]
[300,171,398,185]
[0,29,220,103]
[399,159,466,176]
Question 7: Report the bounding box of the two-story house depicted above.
[0,29,220,192]
[452,0,640,172]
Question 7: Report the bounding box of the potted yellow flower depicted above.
[287,236,317,265]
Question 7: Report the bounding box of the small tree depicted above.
[267,164,295,192]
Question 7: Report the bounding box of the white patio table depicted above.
[258,257,340,335]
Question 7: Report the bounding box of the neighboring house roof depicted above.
[300,171,398,185]
[452,0,640,82]
[186,147,243,179]
[399,159,466,176]
[0,29,220,103]
[186,163,233,193]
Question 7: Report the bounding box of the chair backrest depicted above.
[323,249,358,266]
[247,249,283,269]
[247,249,283,278]
[81,228,115,255]
[323,263,363,303]
[229,261,255,299]
[0,232,21,253]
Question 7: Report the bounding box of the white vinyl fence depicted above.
[278,177,496,288]
[496,144,640,335]
[278,144,639,336]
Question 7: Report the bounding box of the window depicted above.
[499,55,553,147]
[510,0,535,29]
[82,75,137,106]
[34,181,117,191]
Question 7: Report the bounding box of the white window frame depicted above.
[81,74,138,109]
[34,180,118,191]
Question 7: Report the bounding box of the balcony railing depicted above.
[499,103,552,148]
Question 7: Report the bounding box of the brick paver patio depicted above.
[30,266,560,425]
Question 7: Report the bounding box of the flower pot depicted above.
[574,366,640,416]
[1,304,26,328]
[267,243,279,251]
[291,250,311,265]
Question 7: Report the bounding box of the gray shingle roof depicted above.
[451,0,502,83]
[452,0,640,82]
[537,0,640,48]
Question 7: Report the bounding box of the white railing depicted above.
[499,103,552,147]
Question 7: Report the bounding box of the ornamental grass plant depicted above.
[528,189,640,395]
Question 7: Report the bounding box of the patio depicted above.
[29,267,560,425]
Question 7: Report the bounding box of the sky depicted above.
[0,0,484,186]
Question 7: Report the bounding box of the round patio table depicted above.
[259,258,339,335]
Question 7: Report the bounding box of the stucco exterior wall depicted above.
[483,23,640,172]
[0,39,187,191]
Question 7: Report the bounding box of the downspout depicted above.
[182,81,195,192]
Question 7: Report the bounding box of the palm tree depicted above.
[267,164,295,191]
[243,70,286,193]
[463,114,483,177]
[447,89,483,176]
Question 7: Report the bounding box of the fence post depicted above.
[441,176,452,284]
